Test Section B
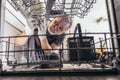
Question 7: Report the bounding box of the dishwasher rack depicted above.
[0,32,120,75]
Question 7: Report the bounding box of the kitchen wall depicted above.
[1,1,27,70]
[66,0,111,50]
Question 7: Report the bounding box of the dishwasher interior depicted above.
[0,27,119,74]
[0,0,120,75]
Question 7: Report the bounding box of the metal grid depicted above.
[0,23,118,73]
[0,32,118,72]
[7,0,46,19]
[7,0,96,19]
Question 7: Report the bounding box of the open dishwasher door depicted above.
[0,0,120,75]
